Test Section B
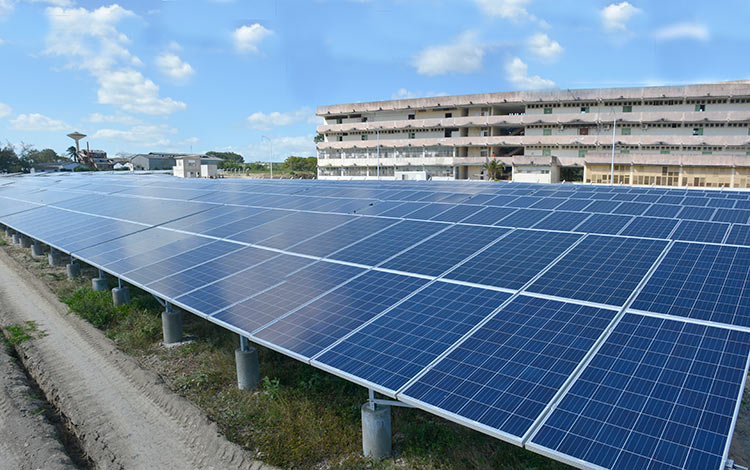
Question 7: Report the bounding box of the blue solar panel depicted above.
[228,212,353,248]
[725,224,750,246]
[330,220,446,266]
[506,196,542,208]
[529,313,750,470]
[583,200,621,214]
[460,207,518,225]
[484,195,519,207]
[211,261,365,332]
[314,282,511,394]
[252,271,429,359]
[671,220,729,244]
[620,217,678,239]
[401,295,618,442]
[528,235,668,307]
[496,209,553,228]
[643,204,681,218]
[532,211,591,232]
[713,208,750,225]
[377,202,429,217]
[678,206,717,221]
[353,201,405,216]
[287,217,396,257]
[657,195,685,205]
[573,213,633,235]
[556,199,593,212]
[380,225,509,277]
[707,198,736,208]
[430,204,484,222]
[632,242,750,328]
[530,197,566,210]
[403,203,456,220]
[682,196,709,206]
[444,229,582,290]
[611,202,650,216]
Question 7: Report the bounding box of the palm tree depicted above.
[66,146,78,162]
[482,158,504,181]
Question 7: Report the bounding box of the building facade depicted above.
[173,155,219,178]
[316,81,750,187]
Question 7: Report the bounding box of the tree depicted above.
[482,158,504,181]
[281,156,317,175]
[67,146,78,161]
[313,133,324,144]
[206,151,244,169]
[0,143,23,173]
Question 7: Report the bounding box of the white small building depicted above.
[173,155,220,178]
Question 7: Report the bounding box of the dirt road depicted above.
[0,248,272,470]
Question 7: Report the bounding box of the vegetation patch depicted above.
[2,320,46,345]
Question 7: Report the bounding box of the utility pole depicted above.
[610,110,617,185]
[261,135,273,179]
[377,129,380,181]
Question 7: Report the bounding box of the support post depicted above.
[4,227,11,238]
[48,248,62,267]
[31,241,43,257]
[235,336,261,390]
[12,233,20,245]
[112,280,130,306]
[161,303,182,344]
[20,236,31,249]
[361,392,392,461]
[91,268,106,291]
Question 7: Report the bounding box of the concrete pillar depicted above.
[361,402,392,460]
[91,277,107,291]
[48,250,62,267]
[31,242,43,257]
[161,306,182,344]
[11,233,20,245]
[235,337,261,390]
[4,228,11,238]
[112,286,130,306]
[20,236,31,249]
[66,262,81,279]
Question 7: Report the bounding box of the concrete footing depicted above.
[161,308,183,344]
[11,234,20,245]
[48,252,62,267]
[66,262,80,279]
[361,403,392,460]
[4,228,11,238]
[112,287,130,306]
[31,243,43,257]
[20,236,32,249]
[235,346,261,390]
[91,277,107,291]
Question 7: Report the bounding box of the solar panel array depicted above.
[1,172,748,470]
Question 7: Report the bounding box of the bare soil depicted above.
[0,246,274,470]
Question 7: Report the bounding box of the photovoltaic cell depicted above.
[444,229,582,290]
[643,204,681,219]
[671,220,729,244]
[460,207,517,226]
[402,295,617,441]
[252,271,429,359]
[632,242,750,328]
[583,200,621,214]
[528,235,668,307]
[620,217,678,239]
[496,209,552,228]
[430,204,484,223]
[530,313,750,470]
[573,213,632,235]
[725,224,750,246]
[712,208,750,225]
[314,282,511,394]
[531,211,591,232]
[678,206,717,221]
[611,202,650,216]
[287,216,396,257]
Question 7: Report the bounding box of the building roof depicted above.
[317,81,750,115]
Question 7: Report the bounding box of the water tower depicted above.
[66,132,86,163]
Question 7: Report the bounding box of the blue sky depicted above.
[0,0,749,162]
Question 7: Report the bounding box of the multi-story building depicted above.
[315,81,750,188]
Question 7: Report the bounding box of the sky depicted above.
[1,0,749,162]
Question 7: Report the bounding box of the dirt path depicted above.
[0,248,272,470]
[0,339,80,470]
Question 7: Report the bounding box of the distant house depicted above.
[31,162,83,173]
[79,149,113,169]
[173,155,220,178]
[129,153,182,171]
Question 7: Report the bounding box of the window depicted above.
[702,150,713,155]
[337,136,343,142]
[362,117,368,122]
[407,114,415,120]
[361,134,368,141]
[408,132,416,139]
[480,148,488,157]
[695,104,706,112]
[445,113,452,118]
[335,118,342,124]
[543,128,552,136]
[660,150,670,154]
[623,105,632,113]
[543,107,553,114]
[622,127,632,135]
[481,127,489,137]
[693,128,704,136]
[579,128,589,136]
[578,149,587,157]
[542,149,551,156]
[620,149,630,153]
[581,106,590,113]
[481,107,489,116]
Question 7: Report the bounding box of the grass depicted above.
[6,241,572,470]
[2,320,46,345]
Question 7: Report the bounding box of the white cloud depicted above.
[601,2,640,32]
[246,107,319,130]
[528,33,562,61]
[84,112,141,125]
[0,102,11,118]
[654,22,710,41]
[0,38,4,45]
[44,5,187,116]
[10,113,70,131]
[92,124,178,147]
[414,31,485,76]
[156,52,195,82]
[391,89,448,99]
[0,0,14,18]
[28,0,73,5]
[475,0,531,21]
[506,57,555,90]
[233,23,272,54]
